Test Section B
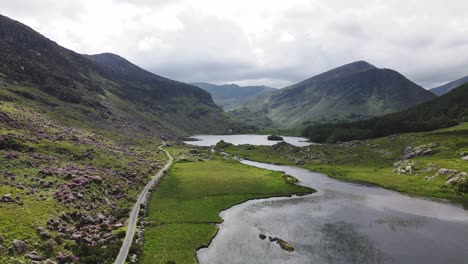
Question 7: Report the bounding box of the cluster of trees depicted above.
[302,84,468,143]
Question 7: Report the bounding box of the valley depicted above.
[1,6,468,264]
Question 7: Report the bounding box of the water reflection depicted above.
[198,161,468,264]
[184,134,312,147]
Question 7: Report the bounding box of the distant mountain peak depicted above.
[430,75,468,96]
[232,61,435,129]
[345,60,377,68]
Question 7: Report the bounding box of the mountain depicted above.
[0,13,243,263]
[231,61,436,129]
[0,14,234,134]
[303,83,468,143]
[191,82,275,110]
[430,75,468,96]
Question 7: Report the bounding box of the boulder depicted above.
[27,250,43,261]
[91,176,103,183]
[444,172,468,192]
[462,156,468,161]
[2,194,12,202]
[435,168,458,177]
[402,144,436,159]
[393,160,416,175]
[43,259,58,264]
[12,239,27,253]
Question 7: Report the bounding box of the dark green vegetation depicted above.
[231,61,435,129]
[302,84,468,143]
[140,147,313,264]
[267,135,284,141]
[192,82,274,111]
[430,75,468,96]
[217,123,468,204]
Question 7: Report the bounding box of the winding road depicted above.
[114,143,173,264]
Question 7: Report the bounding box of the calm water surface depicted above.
[184,134,312,147]
[197,160,468,264]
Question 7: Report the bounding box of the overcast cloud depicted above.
[3,0,468,88]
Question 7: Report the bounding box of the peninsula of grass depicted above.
[140,158,313,264]
[217,123,468,205]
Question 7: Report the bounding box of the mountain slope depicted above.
[233,61,436,129]
[0,14,232,134]
[302,83,468,142]
[430,75,468,96]
[191,82,275,110]
[0,13,241,263]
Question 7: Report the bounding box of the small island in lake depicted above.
[267,135,284,141]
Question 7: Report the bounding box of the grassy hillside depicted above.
[0,13,241,264]
[302,83,468,143]
[232,61,435,129]
[218,123,468,205]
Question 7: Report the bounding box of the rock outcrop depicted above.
[402,144,436,159]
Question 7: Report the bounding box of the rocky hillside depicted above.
[430,75,468,96]
[232,61,436,129]
[0,13,238,264]
[0,14,234,135]
[192,82,274,111]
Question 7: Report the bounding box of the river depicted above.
[197,160,468,264]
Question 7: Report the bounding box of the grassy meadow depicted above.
[140,157,313,264]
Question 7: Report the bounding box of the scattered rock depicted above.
[392,160,417,174]
[402,144,436,159]
[91,176,103,183]
[443,172,468,192]
[295,159,305,165]
[27,250,43,261]
[436,168,458,177]
[43,259,58,264]
[2,194,12,202]
[12,239,27,253]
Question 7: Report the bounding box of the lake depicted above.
[184,134,312,147]
[197,160,468,264]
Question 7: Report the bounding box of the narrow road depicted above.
[114,142,173,264]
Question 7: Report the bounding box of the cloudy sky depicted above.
[3,0,468,88]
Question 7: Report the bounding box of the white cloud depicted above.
[2,0,468,88]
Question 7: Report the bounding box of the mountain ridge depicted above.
[191,82,275,110]
[430,75,468,96]
[230,61,436,129]
[0,13,234,134]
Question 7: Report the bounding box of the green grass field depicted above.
[140,158,313,264]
